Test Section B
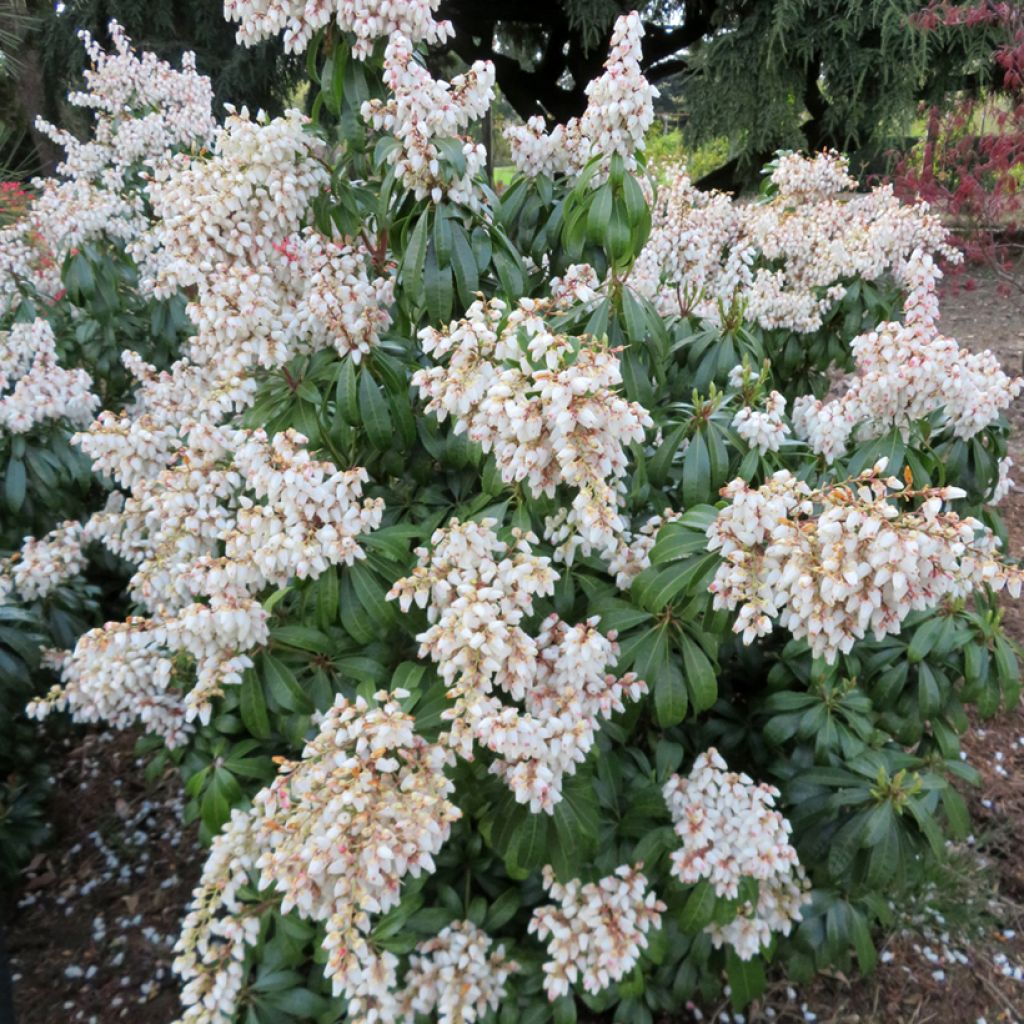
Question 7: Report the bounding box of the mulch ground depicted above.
[5,272,1024,1024]
[5,731,201,1024]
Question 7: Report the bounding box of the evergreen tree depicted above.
[8,0,302,174]
[439,0,1001,187]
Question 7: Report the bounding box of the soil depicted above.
[5,272,1024,1024]
[4,731,202,1024]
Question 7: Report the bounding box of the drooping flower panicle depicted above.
[663,748,809,960]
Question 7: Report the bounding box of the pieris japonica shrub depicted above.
[15,4,1024,1023]
[0,24,210,881]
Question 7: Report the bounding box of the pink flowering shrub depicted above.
[6,5,1024,1023]
[890,2,1024,294]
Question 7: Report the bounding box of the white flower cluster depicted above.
[225,0,453,57]
[398,920,518,1024]
[288,231,396,364]
[528,863,665,1000]
[388,518,646,812]
[708,460,1024,663]
[41,22,214,187]
[416,297,652,563]
[0,318,98,434]
[0,22,213,311]
[663,748,808,960]
[137,108,392,378]
[31,424,383,739]
[793,251,1022,462]
[173,809,262,1024]
[732,389,790,454]
[362,34,494,207]
[631,152,960,334]
[630,166,750,319]
[29,616,190,745]
[32,103,389,744]
[1,520,88,603]
[606,509,681,590]
[75,355,254,492]
[140,107,326,298]
[505,12,657,180]
[549,263,602,307]
[174,689,462,1024]
[770,149,857,200]
[993,456,1015,505]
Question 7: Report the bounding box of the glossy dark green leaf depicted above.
[654,659,687,727]
[358,369,393,450]
[239,670,272,740]
[261,654,313,714]
[678,879,716,932]
[726,951,765,1010]
[681,634,717,713]
[681,429,710,508]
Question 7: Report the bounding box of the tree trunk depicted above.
[0,3,62,176]
[921,105,941,184]
[14,48,61,175]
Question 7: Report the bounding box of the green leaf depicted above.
[5,457,25,513]
[654,659,688,727]
[863,800,896,847]
[634,625,669,691]
[916,661,942,718]
[471,226,492,272]
[726,950,765,1010]
[994,635,1021,707]
[655,739,684,780]
[450,223,480,306]
[681,634,717,713]
[296,379,320,405]
[403,214,429,291]
[906,799,946,858]
[270,624,331,653]
[681,429,711,507]
[239,670,272,740]
[940,785,970,839]
[349,562,396,631]
[340,571,376,645]
[316,568,340,632]
[647,423,688,485]
[585,182,614,243]
[850,909,877,974]
[552,995,577,1024]
[621,288,648,343]
[485,888,520,932]
[509,811,549,872]
[678,879,716,932]
[649,524,710,564]
[492,237,525,297]
[261,654,313,714]
[907,617,945,663]
[200,774,232,834]
[633,562,699,612]
[424,245,454,323]
[264,989,329,1016]
[828,812,868,879]
[432,206,453,265]
[359,370,393,450]
[589,601,652,634]
[392,660,426,695]
[558,775,600,839]
[336,357,360,424]
[335,655,389,685]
